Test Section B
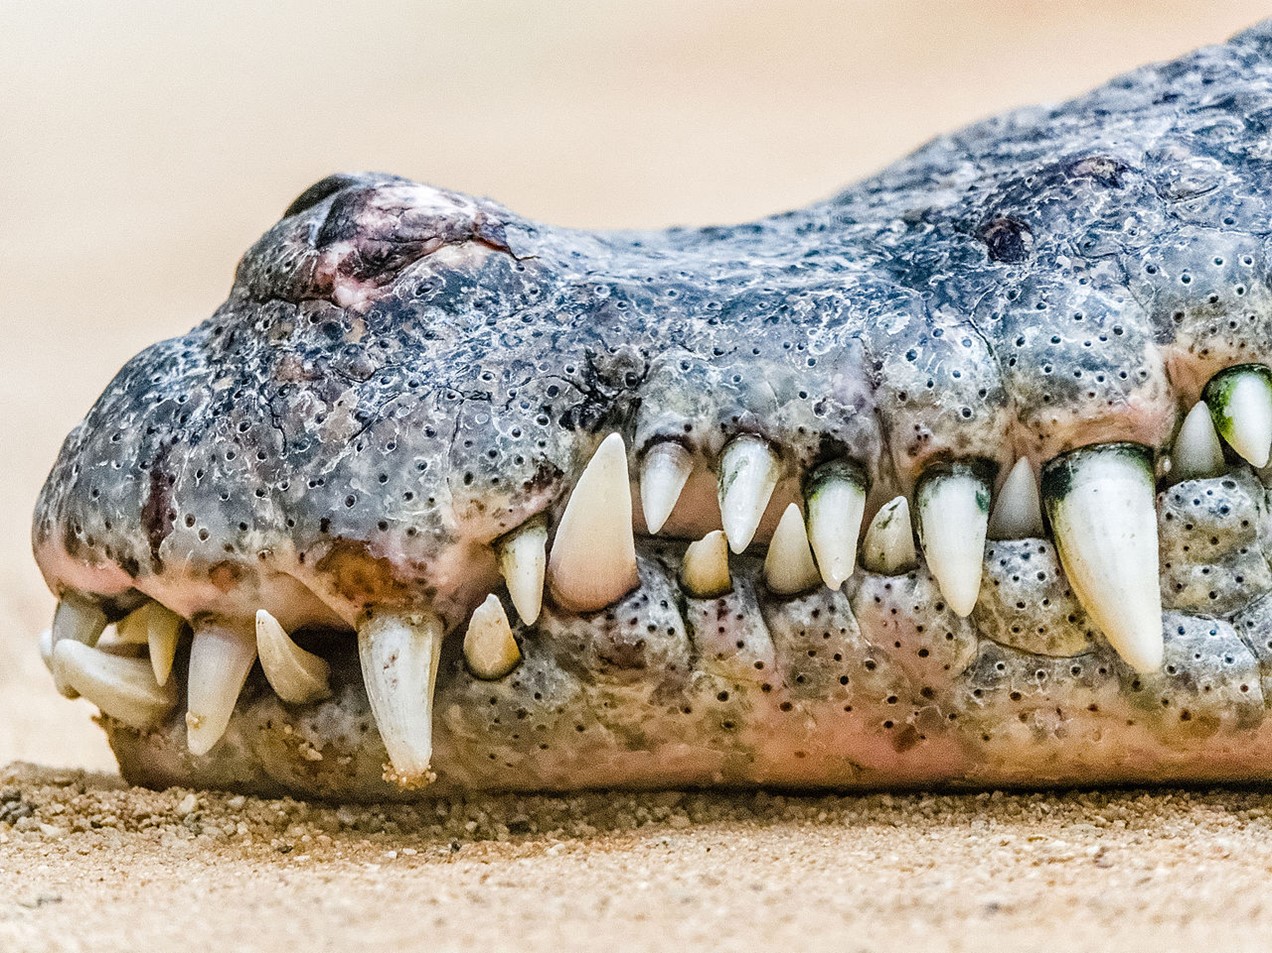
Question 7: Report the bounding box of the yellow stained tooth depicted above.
[681,530,732,598]
[764,503,821,595]
[547,433,640,612]
[147,604,183,687]
[255,609,331,704]
[463,595,521,680]
[1043,443,1163,673]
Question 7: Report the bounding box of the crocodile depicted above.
[30,21,1272,799]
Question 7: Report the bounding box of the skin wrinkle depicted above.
[29,22,1272,797]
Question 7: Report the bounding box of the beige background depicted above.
[3,0,1269,769]
[6,5,1272,951]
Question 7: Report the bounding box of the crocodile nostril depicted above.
[282,172,387,219]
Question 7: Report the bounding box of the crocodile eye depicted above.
[282,173,369,218]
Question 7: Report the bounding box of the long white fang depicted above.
[547,432,640,612]
[917,465,991,617]
[681,530,732,598]
[1205,364,1272,468]
[498,519,547,625]
[987,457,1044,540]
[186,624,257,756]
[463,595,521,680]
[804,460,866,590]
[147,604,183,687]
[1172,401,1226,481]
[764,503,822,595]
[50,594,107,698]
[358,609,443,785]
[718,436,781,554]
[861,496,917,574]
[1043,443,1163,673]
[255,609,332,704]
[640,441,693,535]
[53,640,177,731]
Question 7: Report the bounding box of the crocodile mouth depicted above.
[28,22,1272,799]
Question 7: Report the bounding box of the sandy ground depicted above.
[5,2,1272,949]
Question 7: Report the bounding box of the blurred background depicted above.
[2,0,1269,771]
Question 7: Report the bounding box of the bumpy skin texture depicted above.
[32,22,1272,798]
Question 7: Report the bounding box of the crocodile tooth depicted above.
[640,440,693,535]
[255,609,332,704]
[186,623,257,756]
[50,594,108,698]
[681,530,732,598]
[917,464,991,617]
[804,460,866,590]
[38,628,54,675]
[718,436,781,554]
[764,503,822,595]
[988,457,1045,540]
[358,608,443,785]
[147,604,183,687]
[114,604,152,644]
[1043,443,1163,673]
[1204,364,1272,468]
[1171,400,1226,481]
[498,518,547,625]
[861,496,917,574]
[51,640,178,731]
[547,433,640,612]
[463,594,521,680]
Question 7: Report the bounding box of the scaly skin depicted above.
[31,22,1272,798]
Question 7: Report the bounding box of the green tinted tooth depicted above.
[1203,364,1272,468]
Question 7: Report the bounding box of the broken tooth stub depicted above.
[33,23,1272,797]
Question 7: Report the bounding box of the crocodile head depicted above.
[30,22,1272,799]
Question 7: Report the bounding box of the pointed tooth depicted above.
[50,594,107,698]
[53,640,177,731]
[1204,364,1272,468]
[114,604,152,644]
[358,608,442,786]
[763,504,822,595]
[498,519,547,625]
[547,433,640,612]
[718,436,781,553]
[147,604,183,687]
[861,496,917,574]
[255,609,332,704]
[185,624,257,756]
[1171,400,1226,481]
[681,530,732,598]
[1043,443,1163,673]
[988,457,1045,540]
[640,441,693,535]
[804,460,867,590]
[463,595,521,680]
[917,464,991,617]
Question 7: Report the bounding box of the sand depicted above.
[6,3,1272,950]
